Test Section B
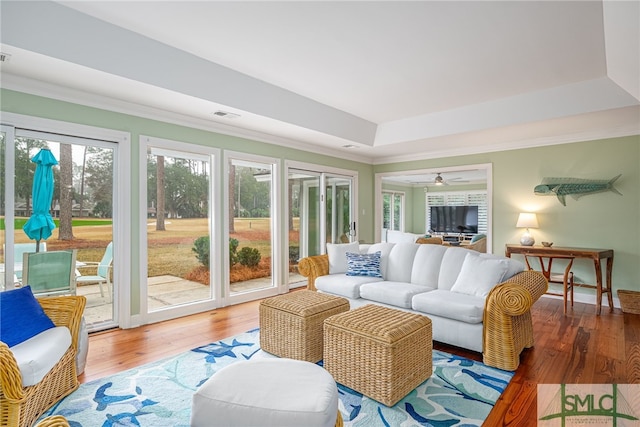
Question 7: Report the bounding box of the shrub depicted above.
[229,238,239,267]
[192,236,210,267]
[289,245,299,264]
[238,246,261,267]
[193,236,240,268]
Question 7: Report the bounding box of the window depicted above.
[382,191,404,231]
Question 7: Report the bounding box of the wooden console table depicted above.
[505,244,614,315]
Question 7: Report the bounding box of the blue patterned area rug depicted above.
[41,328,513,426]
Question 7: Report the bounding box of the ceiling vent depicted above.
[0,52,12,63]
[213,111,240,119]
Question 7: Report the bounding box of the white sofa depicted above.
[298,241,548,370]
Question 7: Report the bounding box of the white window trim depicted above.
[1,112,132,328]
[285,160,359,251]
[139,135,221,326]
[223,150,281,305]
[382,190,406,232]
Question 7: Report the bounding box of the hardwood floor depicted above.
[80,296,640,425]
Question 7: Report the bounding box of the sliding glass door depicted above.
[142,137,218,323]
[326,174,354,244]
[286,164,356,288]
[226,153,278,303]
[1,126,119,331]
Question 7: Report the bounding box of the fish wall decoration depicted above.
[534,175,622,206]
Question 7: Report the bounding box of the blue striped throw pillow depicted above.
[346,251,382,278]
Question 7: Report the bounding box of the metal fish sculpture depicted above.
[534,175,622,206]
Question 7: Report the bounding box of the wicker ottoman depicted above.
[260,290,349,362]
[324,304,433,406]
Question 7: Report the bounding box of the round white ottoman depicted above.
[191,358,341,427]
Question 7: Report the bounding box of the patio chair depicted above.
[76,242,113,301]
[22,250,77,297]
[2,242,48,283]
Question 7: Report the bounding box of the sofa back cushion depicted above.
[410,244,448,287]
[437,247,477,290]
[450,252,510,297]
[386,243,419,283]
[326,242,359,274]
[367,242,395,278]
[386,230,421,244]
[480,253,525,280]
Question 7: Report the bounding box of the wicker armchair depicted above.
[298,254,548,370]
[35,416,70,427]
[1,295,86,427]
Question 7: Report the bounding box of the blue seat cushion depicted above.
[0,286,55,347]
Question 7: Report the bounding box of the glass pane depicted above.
[326,176,352,244]
[146,148,212,311]
[382,193,391,230]
[13,136,115,329]
[288,170,320,288]
[229,158,273,295]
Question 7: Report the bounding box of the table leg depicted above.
[606,255,614,313]
[594,258,603,315]
[563,259,574,315]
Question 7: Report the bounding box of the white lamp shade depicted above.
[516,213,539,229]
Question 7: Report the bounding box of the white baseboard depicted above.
[541,293,620,309]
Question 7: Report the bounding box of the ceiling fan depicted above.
[434,173,447,186]
[433,172,470,186]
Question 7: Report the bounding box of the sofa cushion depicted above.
[346,251,382,278]
[386,230,421,244]
[315,274,383,299]
[480,253,525,280]
[412,289,485,324]
[360,282,434,309]
[367,242,395,279]
[410,244,448,287]
[450,253,509,297]
[10,326,72,386]
[437,247,477,290]
[386,243,420,283]
[326,242,359,274]
[0,285,56,347]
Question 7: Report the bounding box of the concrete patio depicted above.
[79,274,306,327]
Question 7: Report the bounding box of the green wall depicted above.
[375,136,640,295]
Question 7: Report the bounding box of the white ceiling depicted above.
[1,1,639,164]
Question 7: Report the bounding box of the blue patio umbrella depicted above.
[22,148,58,252]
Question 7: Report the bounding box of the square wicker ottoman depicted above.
[324,304,433,406]
[260,290,349,363]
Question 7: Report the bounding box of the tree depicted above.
[156,155,165,231]
[58,143,74,240]
[85,147,113,218]
[229,163,235,233]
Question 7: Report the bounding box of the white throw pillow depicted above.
[326,242,359,274]
[450,252,509,298]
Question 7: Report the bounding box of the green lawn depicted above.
[0,218,113,230]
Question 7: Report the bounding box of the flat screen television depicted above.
[430,205,479,234]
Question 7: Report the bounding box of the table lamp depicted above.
[516,212,538,246]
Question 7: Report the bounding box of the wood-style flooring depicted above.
[80,295,640,425]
